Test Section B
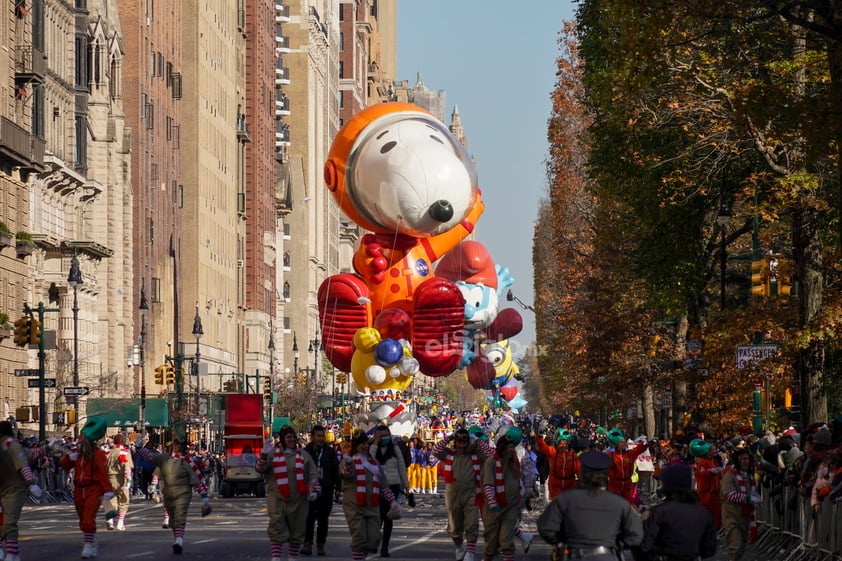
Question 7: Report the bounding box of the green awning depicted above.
[85,398,169,428]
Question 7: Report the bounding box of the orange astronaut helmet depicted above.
[323,102,480,238]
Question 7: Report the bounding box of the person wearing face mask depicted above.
[302,424,340,556]
[370,425,409,557]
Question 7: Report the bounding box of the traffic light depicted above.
[336,372,347,385]
[296,373,307,386]
[13,316,30,347]
[750,256,768,297]
[29,318,41,345]
[165,365,176,385]
[223,380,236,392]
[154,364,165,385]
[263,378,272,400]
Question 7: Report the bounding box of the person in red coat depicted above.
[534,428,581,500]
[690,438,723,530]
[60,417,114,559]
[606,428,646,503]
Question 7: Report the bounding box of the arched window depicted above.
[283,281,290,300]
[282,251,291,268]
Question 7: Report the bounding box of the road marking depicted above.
[194,539,219,543]
[388,528,442,555]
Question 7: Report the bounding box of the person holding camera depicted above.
[370,425,409,557]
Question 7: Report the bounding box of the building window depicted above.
[283,281,290,301]
[339,32,344,51]
[75,35,88,89]
[283,316,291,332]
[282,251,290,269]
[151,277,161,303]
[338,61,343,79]
[339,90,344,109]
[74,116,86,168]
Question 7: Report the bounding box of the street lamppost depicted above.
[267,320,275,422]
[292,332,299,376]
[192,305,203,423]
[308,328,321,422]
[139,282,148,435]
[67,253,83,437]
[717,196,731,310]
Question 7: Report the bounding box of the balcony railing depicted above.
[0,117,45,172]
[275,66,290,86]
[14,46,46,80]
[275,3,290,22]
[275,96,290,116]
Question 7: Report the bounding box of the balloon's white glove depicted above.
[262,436,275,456]
[29,483,44,498]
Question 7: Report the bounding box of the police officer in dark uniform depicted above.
[638,463,717,561]
[537,450,642,561]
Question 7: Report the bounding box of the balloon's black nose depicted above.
[428,200,454,223]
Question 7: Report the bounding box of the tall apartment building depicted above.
[0,0,45,416]
[179,0,246,395]
[120,0,184,405]
[0,0,131,433]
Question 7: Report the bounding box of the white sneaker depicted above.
[91,540,99,557]
[81,543,94,559]
[455,543,466,561]
[4,555,19,561]
[463,553,475,561]
[519,531,533,554]
[106,520,114,530]
[116,521,125,531]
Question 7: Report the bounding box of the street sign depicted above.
[14,368,40,377]
[63,386,90,396]
[736,344,779,369]
[27,378,56,388]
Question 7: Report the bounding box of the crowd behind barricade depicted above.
[2,412,842,561]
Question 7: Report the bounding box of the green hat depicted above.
[81,416,107,442]
[606,428,625,447]
[556,428,572,442]
[596,426,606,435]
[468,425,484,437]
[689,438,712,457]
[496,425,522,447]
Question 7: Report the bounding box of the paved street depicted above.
[16,489,775,561]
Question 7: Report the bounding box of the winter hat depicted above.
[689,438,712,458]
[606,428,625,447]
[351,429,370,449]
[579,451,611,472]
[81,416,107,442]
[468,425,488,441]
[660,464,693,492]
[496,425,523,447]
[812,429,832,448]
[556,428,572,442]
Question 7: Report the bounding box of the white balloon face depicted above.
[458,282,500,330]
[345,112,479,237]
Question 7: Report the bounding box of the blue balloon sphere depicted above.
[375,338,403,366]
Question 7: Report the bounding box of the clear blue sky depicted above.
[397,1,576,350]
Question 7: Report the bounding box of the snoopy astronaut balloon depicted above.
[319,103,485,392]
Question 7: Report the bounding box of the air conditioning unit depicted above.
[236,259,244,268]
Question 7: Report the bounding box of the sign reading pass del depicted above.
[736,344,779,369]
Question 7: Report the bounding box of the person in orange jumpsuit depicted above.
[60,417,114,559]
[690,438,723,530]
[534,428,581,500]
[606,428,646,503]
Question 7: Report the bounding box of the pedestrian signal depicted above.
[13,316,30,347]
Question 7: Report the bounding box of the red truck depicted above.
[220,393,266,498]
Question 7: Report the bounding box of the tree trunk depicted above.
[672,316,689,433]
[795,206,827,425]
[642,381,656,437]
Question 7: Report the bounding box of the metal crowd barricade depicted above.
[754,482,841,561]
